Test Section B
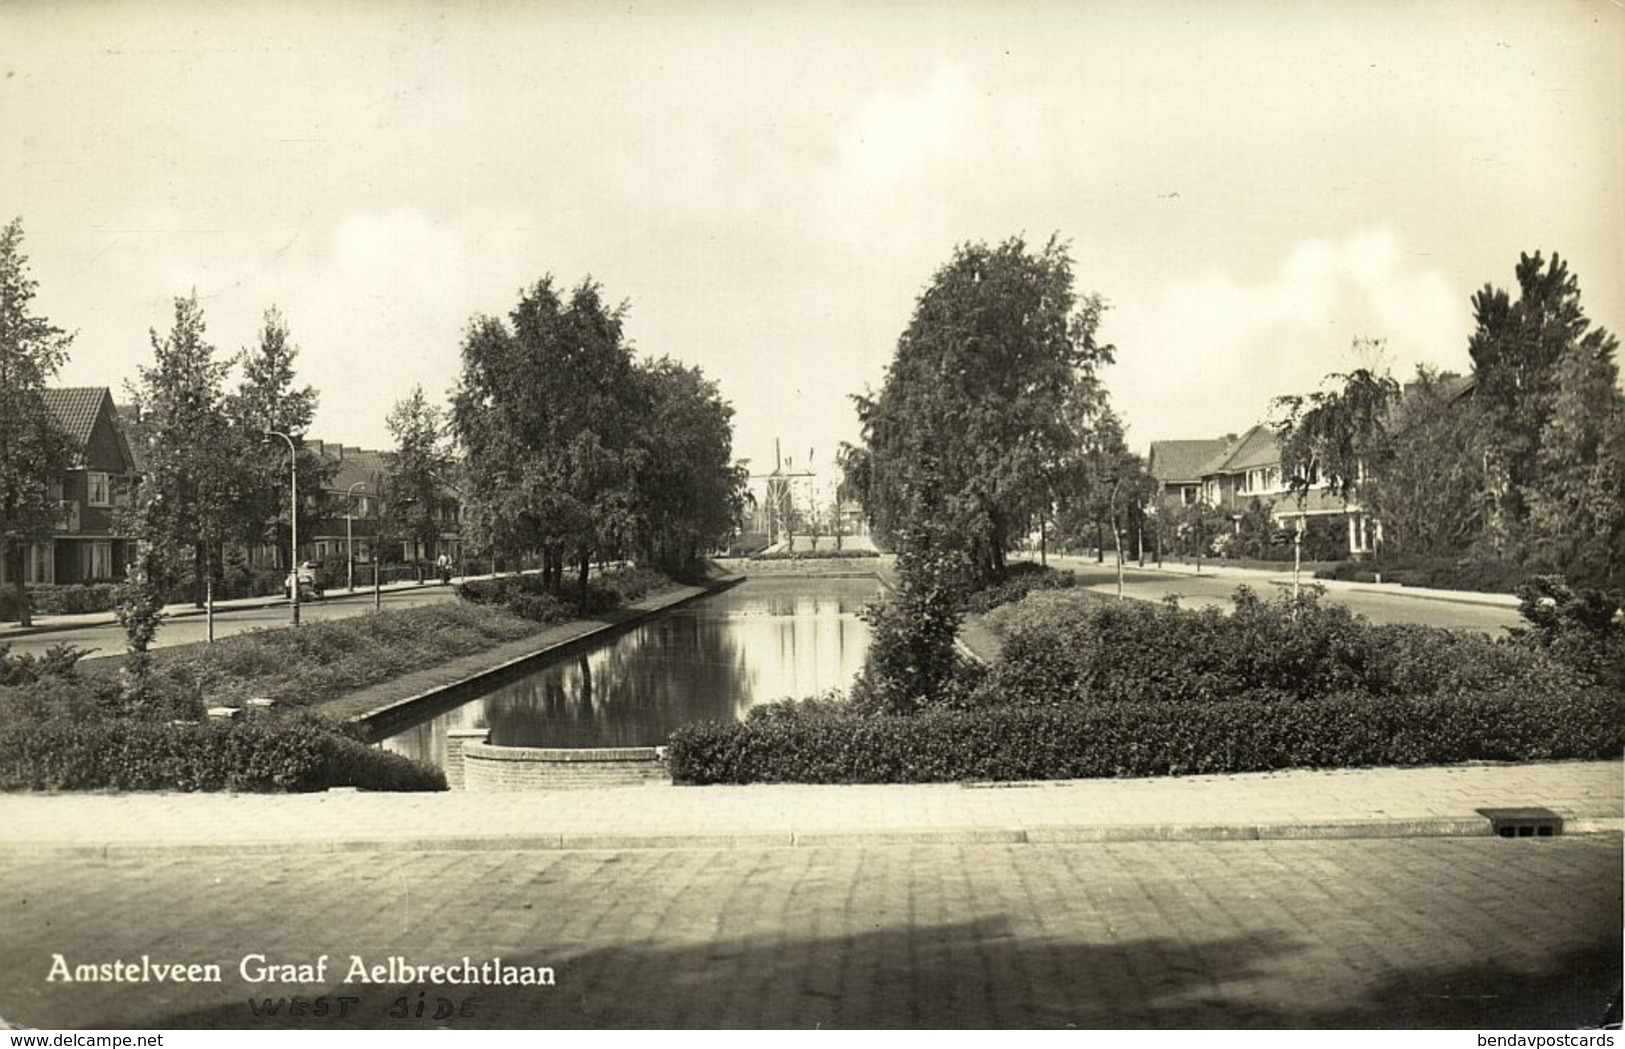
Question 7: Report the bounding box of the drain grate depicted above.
[1476,807,1564,838]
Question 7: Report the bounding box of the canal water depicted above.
[381,575,879,768]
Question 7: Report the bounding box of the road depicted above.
[1043,556,1523,634]
[0,836,1617,1029]
[1,584,462,661]
[0,555,1524,664]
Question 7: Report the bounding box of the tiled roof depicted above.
[1147,439,1229,484]
[317,446,393,497]
[1200,424,1279,475]
[41,387,111,448]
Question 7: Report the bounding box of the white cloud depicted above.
[1109,229,1471,444]
[838,67,973,191]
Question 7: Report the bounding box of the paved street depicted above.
[0,836,1617,1029]
[0,583,463,661]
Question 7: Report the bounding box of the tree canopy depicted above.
[382,384,452,564]
[451,275,743,590]
[0,218,77,625]
[1468,251,1622,585]
[851,235,1115,584]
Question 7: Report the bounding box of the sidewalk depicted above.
[1,760,1616,856]
[0,568,613,642]
[0,573,473,641]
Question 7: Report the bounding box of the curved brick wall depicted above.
[450,734,669,791]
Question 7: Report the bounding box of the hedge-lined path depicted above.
[2,760,1616,856]
[0,834,1616,1027]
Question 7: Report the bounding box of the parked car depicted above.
[284,561,324,601]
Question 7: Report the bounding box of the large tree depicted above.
[853,235,1114,585]
[1371,366,1491,557]
[0,219,77,625]
[382,384,452,568]
[229,307,328,569]
[452,277,642,600]
[1468,252,1619,549]
[627,358,746,575]
[125,293,245,606]
[1523,333,1625,590]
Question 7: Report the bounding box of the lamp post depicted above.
[345,481,365,592]
[266,430,299,626]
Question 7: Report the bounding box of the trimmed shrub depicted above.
[1510,576,1625,693]
[458,565,674,621]
[974,584,1567,706]
[0,584,122,620]
[750,549,880,561]
[961,563,1080,614]
[1316,556,1540,595]
[667,685,1623,785]
[0,716,446,792]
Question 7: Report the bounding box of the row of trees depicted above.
[1272,252,1624,592]
[451,276,746,600]
[2,220,748,641]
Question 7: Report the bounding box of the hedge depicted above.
[0,584,121,620]
[1316,557,1540,595]
[0,717,446,792]
[962,564,1079,614]
[457,565,674,620]
[667,687,1624,785]
[974,586,1577,704]
[750,549,880,561]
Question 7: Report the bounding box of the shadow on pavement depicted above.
[93,924,1619,1030]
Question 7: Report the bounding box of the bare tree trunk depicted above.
[1113,518,1125,599]
[9,542,31,628]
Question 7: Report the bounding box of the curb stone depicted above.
[6,814,1618,858]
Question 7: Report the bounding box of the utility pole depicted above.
[266,430,299,626]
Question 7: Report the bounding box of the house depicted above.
[1148,424,1381,557]
[0,388,139,586]
[304,441,464,568]
[1197,424,1381,556]
[1147,438,1230,511]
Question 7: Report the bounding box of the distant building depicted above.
[1147,438,1230,511]
[1148,424,1381,557]
[305,440,464,566]
[0,388,139,586]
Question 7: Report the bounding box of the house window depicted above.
[25,543,53,584]
[87,472,111,507]
[47,478,63,502]
[80,542,113,581]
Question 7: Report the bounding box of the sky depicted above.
[4,0,1621,491]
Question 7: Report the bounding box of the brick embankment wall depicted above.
[452,735,669,791]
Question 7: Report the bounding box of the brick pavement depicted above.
[1,760,1618,856]
[0,837,1616,1028]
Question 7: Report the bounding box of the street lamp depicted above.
[265,430,299,626]
[345,481,365,592]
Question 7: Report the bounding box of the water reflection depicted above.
[383,577,878,766]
